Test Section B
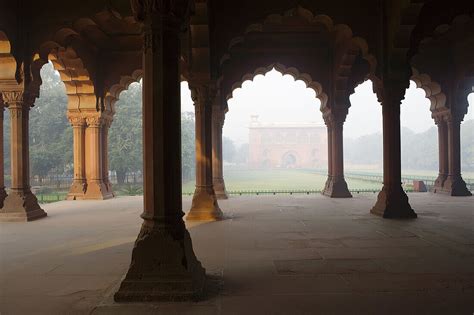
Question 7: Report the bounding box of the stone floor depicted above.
[0,193,473,314]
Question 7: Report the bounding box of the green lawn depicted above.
[182,169,382,193]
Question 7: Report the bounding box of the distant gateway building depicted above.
[248,116,327,169]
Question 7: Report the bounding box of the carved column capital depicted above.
[322,108,347,127]
[85,115,104,128]
[67,114,86,127]
[376,79,410,106]
[133,0,194,52]
[444,112,463,125]
[131,0,193,22]
[190,84,216,113]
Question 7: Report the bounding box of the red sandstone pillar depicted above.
[212,105,228,199]
[442,114,471,196]
[84,116,108,199]
[101,118,114,194]
[322,110,351,198]
[187,85,223,221]
[0,99,7,208]
[432,115,448,193]
[67,114,87,200]
[0,91,46,221]
[323,120,333,193]
[115,1,205,302]
[371,82,417,218]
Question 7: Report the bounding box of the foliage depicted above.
[109,82,143,184]
[119,184,143,196]
[109,82,196,184]
[29,63,72,178]
[181,111,196,182]
[235,143,249,165]
[223,136,236,162]
[344,121,474,172]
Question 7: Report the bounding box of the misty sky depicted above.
[181,69,474,144]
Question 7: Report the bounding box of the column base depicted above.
[322,176,352,198]
[66,180,87,200]
[439,176,472,196]
[371,186,417,219]
[187,186,223,221]
[430,174,447,194]
[104,180,115,197]
[82,180,114,200]
[0,189,47,222]
[114,221,206,302]
[213,178,228,199]
[0,187,7,209]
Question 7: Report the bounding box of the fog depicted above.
[180,69,473,175]
[182,69,474,145]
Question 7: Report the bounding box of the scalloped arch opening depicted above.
[410,68,447,112]
[0,31,18,81]
[226,63,327,110]
[222,6,378,87]
[31,38,96,111]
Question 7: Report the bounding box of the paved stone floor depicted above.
[0,193,473,314]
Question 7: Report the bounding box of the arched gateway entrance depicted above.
[1,0,473,307]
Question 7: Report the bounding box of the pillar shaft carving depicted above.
[212,103,228,199]
[440,112,471,196]
[0,99,7,208]
[432,113,449,193]
[67,112,114,200]
[187,84,223,221]
[371,81,417,218]
[0,90,46,221]
[67,113,87,199]
[101,117,113,192]
[322,107,351,198]
[115,3,205,302]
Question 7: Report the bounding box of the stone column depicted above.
[101,118,114,195]
[84,116,107,199]
[66,114,87,200]
[115,1,205,302]
[431,115,448,193]
[442,114,471,196]
[322,110,351,198]
[0,99,7,208]
[323,120,333,193]
[212,106,228,199]
[187,86,223,221]
[371,83,417,218]
[0,91,46,221]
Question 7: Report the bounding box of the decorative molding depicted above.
[67,113,86,127]
[85,115,104,128]
[131,0,193,24]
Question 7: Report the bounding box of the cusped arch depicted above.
[224,63,328,110]
[31,39,96,111]
[0,30,17,82]
[220,6,378,112]
[105,69,144,115]
[224,7,377,73]
[410,68,447,113]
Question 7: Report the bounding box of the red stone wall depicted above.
[249,125,327,169]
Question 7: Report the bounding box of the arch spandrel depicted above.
[218,6,378,113]
[222,63,327,111]
[411,14,474,118]
[0,31,17,83]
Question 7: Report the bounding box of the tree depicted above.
[28,62,72,179]
[235,143,249,165]
[109,82,143,185]
[181,111,195,182]
[223,136,236,163]
[108,82,196,185]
